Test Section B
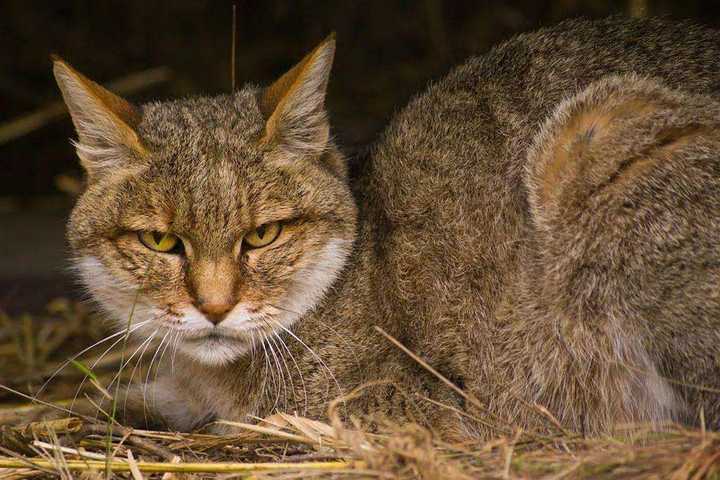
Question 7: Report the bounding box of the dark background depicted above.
[2,0,719,313]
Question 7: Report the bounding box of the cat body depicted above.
[55,17,720,437]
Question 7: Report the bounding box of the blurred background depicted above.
[2,0,719,314]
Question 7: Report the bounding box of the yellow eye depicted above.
[244,222,281,249]
[138,231,181,253]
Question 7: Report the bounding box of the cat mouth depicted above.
[175,328,257,365]
[188,332,224,342]
[185,331,236,342]
[181,327,254,345]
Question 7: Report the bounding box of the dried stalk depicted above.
[0,458,364,474]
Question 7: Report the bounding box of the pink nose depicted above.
[197,302,233,325]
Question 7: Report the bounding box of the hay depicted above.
[1,301,719,479]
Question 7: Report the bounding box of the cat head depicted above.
[54,35,357,365]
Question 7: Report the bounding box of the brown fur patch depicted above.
[596,125,712,193]
[541,99,658,205]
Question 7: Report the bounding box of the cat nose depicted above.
[197,302,233,325]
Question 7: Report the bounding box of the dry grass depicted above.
[1,300,719,479]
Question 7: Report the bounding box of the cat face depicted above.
[56,36,356,365]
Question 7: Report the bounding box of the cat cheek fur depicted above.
[74,255,167,337]
[74,255,134,320]
[268,237,354,327]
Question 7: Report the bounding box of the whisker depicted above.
[106,330,157,393]
[142,330,169,422]
[248,330,262,370]
[91,330,157,423]
[265,302,342,390]
[265,330,292,409]
[151,330,174,407]
[170,330,182,375]
[274,299,362,370]
[255,330,269,406]
[35,321,149,400]
[274,330,308,415]
[258,332,281,412]
[67,321,149,414]
[268,317,344,403]
[123,330,158,418]
[249,331,256,357]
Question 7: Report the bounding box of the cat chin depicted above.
[178,337,250,366]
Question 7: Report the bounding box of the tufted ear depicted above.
[53,57,147,180]
[259,34,335,157]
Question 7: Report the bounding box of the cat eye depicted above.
[138,231,183,253]
[244,222,282,249]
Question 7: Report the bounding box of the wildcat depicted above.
[54,16,720,438]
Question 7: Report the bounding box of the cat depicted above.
[53,16,720,438]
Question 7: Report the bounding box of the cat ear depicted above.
[259,34,335,157]
[52,57,147,179]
